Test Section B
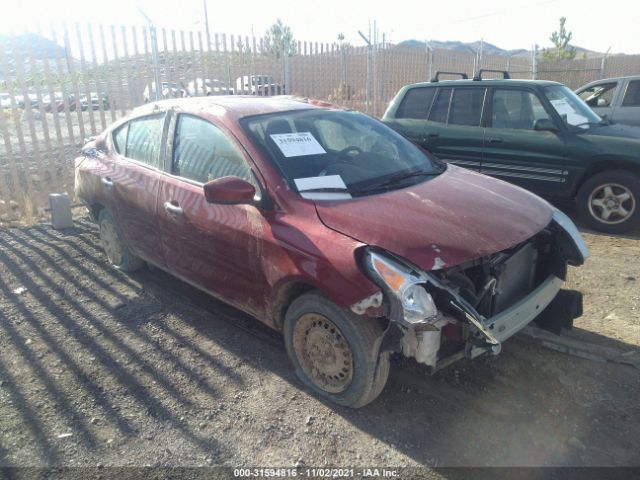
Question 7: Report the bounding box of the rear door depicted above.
[418,87,486,172]
[109,113,166,267]
[480,87,569,196]
[157,113,271,317]
[386,86,437,144]
[427,86,486,172]
[615,79,640,127]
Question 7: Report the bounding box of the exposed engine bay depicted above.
[357,211,587,371]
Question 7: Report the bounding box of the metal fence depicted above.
[1,22,640,225]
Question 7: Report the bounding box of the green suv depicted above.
[382,70,640,233]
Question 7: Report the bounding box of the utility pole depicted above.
[358,29,372,115]
[138,8,162,101]
[203,0,211,48]
[531,44,538,79]
[600,46,611,79]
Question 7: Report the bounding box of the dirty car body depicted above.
[75,96,588,407]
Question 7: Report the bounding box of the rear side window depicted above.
[112,123,128,154]
[622,81,640,107]
[449,88,486,126]
[125,114,165,167]
[172,114,251,184]
[396,88,436,119]
[428,88,452,123]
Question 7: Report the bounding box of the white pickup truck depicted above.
[576,76,640,127]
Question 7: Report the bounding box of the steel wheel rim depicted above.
[588,183,636,225]
[100,219,123,266]
[292,313,354,394]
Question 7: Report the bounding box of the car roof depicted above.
[580,75,640,85]
[406,79,563,88]
[132,96,340,122]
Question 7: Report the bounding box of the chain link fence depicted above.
[1,23,640,225]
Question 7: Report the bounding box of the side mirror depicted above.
[203,176,256,205]
[534,118,557,132]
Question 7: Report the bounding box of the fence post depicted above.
[284,42,291,95]
[149,26,161,101]
[358,30,372,114]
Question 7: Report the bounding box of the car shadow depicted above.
[0,219,638,468]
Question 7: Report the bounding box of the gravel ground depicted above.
[0,216,638,470]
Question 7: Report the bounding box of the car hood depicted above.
[581,122,640,139]
[314,166,553,271]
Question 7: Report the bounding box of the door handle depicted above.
[427,133,440,138]
[487,137,503,143]
[101,177,114,188]
[164,201,183,216]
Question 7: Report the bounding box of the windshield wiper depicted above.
[298,187,349,193]
[352,169,438,195]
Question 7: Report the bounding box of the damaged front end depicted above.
[353,209,588,371]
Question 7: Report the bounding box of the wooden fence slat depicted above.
[86,23,107,129]
[49,23,76,152]
[35,24,67,195]
[75,23,96,135]
[22,28,57,200]
[98,24,117,122]
[63,22,86,143]
[109,24,126,116]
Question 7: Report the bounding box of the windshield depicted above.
[242,109,444,200]
[543,85,602,128]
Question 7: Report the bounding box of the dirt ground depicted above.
[0,215,638,469]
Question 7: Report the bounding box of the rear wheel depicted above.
[98,209,144,272]
[576,170,640,234]
[284,292,389,408]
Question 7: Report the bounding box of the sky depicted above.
[0,0,638,54]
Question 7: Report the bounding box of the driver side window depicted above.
[491,89,550,130]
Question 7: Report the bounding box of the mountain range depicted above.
[397,39,602,59]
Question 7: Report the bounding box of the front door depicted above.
[157,113,270,317]
[481,87,569,196]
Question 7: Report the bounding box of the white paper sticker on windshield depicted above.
[270,132,326,157]
[294,175,352,200]
[550,99,588,127]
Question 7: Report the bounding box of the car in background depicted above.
[187,78,234,96]
[383,70,640,233]
[143,81,189,102]
[235,75,283,96]
[0,92,11,109]
[576,76,640,127]
[75,96,586,407]
[15,94,39,109]
[80,92,110,111]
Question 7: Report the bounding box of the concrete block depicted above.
[49,193,74,230]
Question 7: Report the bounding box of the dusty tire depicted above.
[576,170,640,234]
[98,209,145,272]
[284,292,389,408]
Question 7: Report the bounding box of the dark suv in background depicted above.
[382,70,640,233]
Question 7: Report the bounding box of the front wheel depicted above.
[576,170,640,234]
[98,209,145,272]
[284,292,389,408]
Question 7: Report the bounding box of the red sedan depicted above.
[75,96,588,407]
